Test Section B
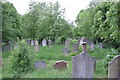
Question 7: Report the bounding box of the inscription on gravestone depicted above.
[72,38,96,78]
[108,55,120,78]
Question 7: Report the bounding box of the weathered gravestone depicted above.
[34,40,39,53]
[98,42,103,49]
[108,55,120,78]
[42,39,47,46]
[53,60,68,69]
[63,48,70,55]
[72,38,96,78]
[90,42,94,51]
[27,40,31,45]
[72,43,79,53]
[48,39,52,47]
[34,61,47,69]
[31,40,34,46]
[65,39,71,48]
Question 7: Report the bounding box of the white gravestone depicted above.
[42,39,47,46]
[31,40,34,46]
[108,55,120,78]
[72,39,96,78]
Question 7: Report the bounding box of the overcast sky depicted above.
[7,0,92,22]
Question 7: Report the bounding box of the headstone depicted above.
[90,42,94,51]
[48,39,52,47]
[14,42,18,49]
[34,40,39,52]
[72,39,96,78]
[108,55,120,78]
[78,38,81,45]
[63,48,70,55]
[98,42,103,49]
[34,61,47,69]
[72,43,79,53]
[31,40,34,46]
[42,39,47,46]
[65,39,70,48]
[27,40,31,45]
[53,60,68,69]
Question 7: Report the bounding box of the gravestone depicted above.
[31,40,34,46]
[14,42,18,49]
[108,55,120,78]
[90,42,94,51]
[72,43,79,53]
[78,38,81,45]
[42,39,47,46]
[65,39,70,48]
[27,40,31,45]
[53,60,68,69]
[72,39,96,78]
[34,40,39,52]
[48,39,52,47]
[63,48,70,55]
[98,42,103,49]
[34,61,47,69]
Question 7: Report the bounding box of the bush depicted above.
[11,40,32,78]
[103,48,119,73]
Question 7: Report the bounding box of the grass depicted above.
[2,44,112,78]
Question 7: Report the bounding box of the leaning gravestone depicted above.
[42,39,47,46]
[34,40,39,53]
[34,61,47,69]
[90,42,94,51]
[63,48,70,55]
[53,60,68,69]
[72,38,96,78]
[65,39,70,48]
[72,43,79,53]
[31,40,34,46]
[98,42,103,49]
[108,55,120,78]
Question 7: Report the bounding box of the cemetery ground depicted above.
[2,44,116,78]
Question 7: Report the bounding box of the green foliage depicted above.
[103,48,119,73]
[11,40,32,78]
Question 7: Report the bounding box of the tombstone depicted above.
[48,39,52,47]
[31,40,34,46]
[42,39,47,46]
[98,42,103,49]
[90,42,94,51]
[63,48,70,55]
[34,61,47,69]
[53,60,68,69]
[34,40,39,53]
[65,39,70,48]
[14,42,18,49]
[79,38,84,45]
[108,55,120,78]
[72,43,79,53]
[72,38,96,78]
[27,40,31,45]
[78,38,81,45]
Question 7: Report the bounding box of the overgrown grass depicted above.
[2,44,114,78]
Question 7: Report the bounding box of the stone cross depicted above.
[34,40,39,53]
[108,55,120,78]
[42,39,47,46]
[72,38,96,78]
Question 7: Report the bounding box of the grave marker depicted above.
[72,38,96,78]
[72,43,79,53]
[34,40,39,52]
[42,39,47,46]
[108,55,120,78]
[53,60,68,69]
[34,61,47,69]
[31,40,34,46]
[48,39,52,47]
[90,42,94,51]
[65,39,70,48]
[63,48,70,55]
[98,42,103,49]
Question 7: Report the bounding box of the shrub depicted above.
[11,40,32,78]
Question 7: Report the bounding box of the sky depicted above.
[7,0,92,22]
